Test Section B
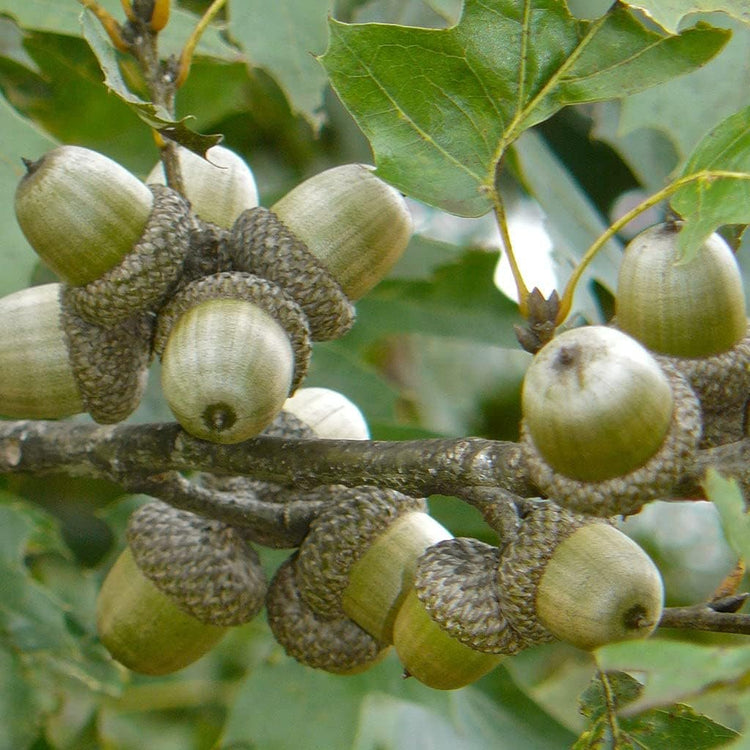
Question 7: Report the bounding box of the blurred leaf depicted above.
[322,0,728,216]
[228,0,333,126]
[670,105,750,258]
[385,335,528,438]
[0,91,55,297]
[574,670,738,749]
[623,1,750,33]
[352,250,522,348]
[513,130,623,322]
[591,101,680,192]
[81,11,221,156]
[222,649,575,750]
[353,0,459,26]
[703,467,750,562]
[0,648,43,750]
[618,15,750,161]
[596,639,750,715]
[2,0,236,59]
[0,499,122,750]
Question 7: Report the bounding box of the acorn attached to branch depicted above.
[392,538,507,690]
[229,164,413,340]
[615,222,750,446]
[0,283,150,422]
[153,271,311,443]
[97,500,267,675]
[294,487,451,644]
[15,145,190,327]
[497,500,664,652]
[520,325,701,516]
[290,487,508,689]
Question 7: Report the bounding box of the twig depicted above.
[659,599,750,635]
[1,419,749,503]
[0,419,535,498]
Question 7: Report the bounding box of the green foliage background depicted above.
[1,1,750,748]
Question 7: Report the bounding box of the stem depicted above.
[556,169,750,325]
[492,162,530,317]
[659,602,750,635]
[78,0,130,51]
[593,663,622,745]
[1,419,749,504]
[175,0,228,88]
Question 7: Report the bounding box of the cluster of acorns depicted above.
[5,141,748,688]
[8,144,411,440]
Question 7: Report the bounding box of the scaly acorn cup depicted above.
[15,145,190,327]
[520,325,701,516]
[228,164,412,340]
[392,538,507,690]
[147,145,259,229]
[97,500,267,675]
[295,487,452,645]
[0,283,150,422]
[497,499,664,652]
[266,553,389,675]
[615,222,750,446]
[153,271,311,443]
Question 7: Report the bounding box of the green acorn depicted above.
[15,145,190,327]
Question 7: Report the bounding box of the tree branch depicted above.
[0,419,538,498]
[659,596,750,635]
[0,419,747,503]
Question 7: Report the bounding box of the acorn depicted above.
[146,145,259,229]
[14,145,190,327]
[153,271,311,443]
[615,222,750,445]
[294,487,452,644]
[519,325,701,516]
[282,386,370,440]
[0,283,150,422]
[229,164,413,340]
[271,164,413,301]
[497,500,664,652]
[392,538,507,690]
[97,501,267,675]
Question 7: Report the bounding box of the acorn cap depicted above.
[96,547,227,675]
[411,538,522,654]
[127,500,268,626]
[266,553,388,675]
[294,487,427,619]
[60,286,152,424]
[15,145,154,286]
[229,206,355,341]
[146,145,259,229]
[653,326,750,447]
